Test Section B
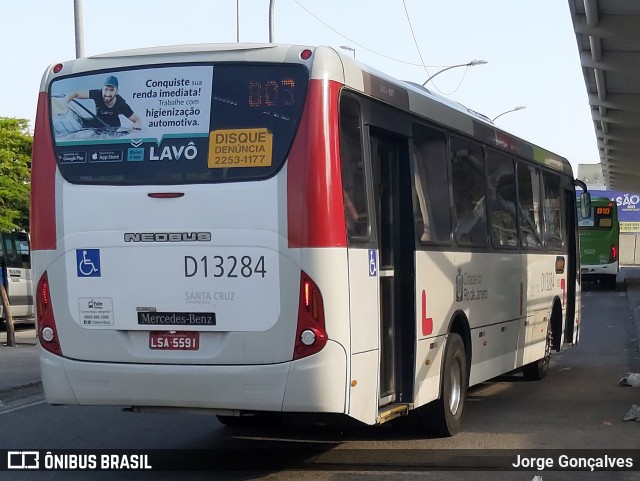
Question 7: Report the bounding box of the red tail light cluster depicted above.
[36,272,62,356]
[293,271,327,360]
[610,245,618,263]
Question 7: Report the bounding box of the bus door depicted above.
[369,130,416,406]
[564,188,579,344]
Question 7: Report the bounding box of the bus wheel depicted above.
[522,320,552,381]
[418,333,467,437]
[216,413,281,428]
[605,275,617,290]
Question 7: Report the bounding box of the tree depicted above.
[0,118,31,232]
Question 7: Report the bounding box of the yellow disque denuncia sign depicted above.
[208,128,273,168]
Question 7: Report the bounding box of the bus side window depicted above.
[339,96,369,240]
[486,151,518,248]
[411,124,450,244]
[542,171,564,248]
[517,162,544,248]
[450,137,488,247]
[3,237,16,265]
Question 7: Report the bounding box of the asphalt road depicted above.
[0,277,639,480]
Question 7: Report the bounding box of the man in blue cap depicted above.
[64,75,141,130]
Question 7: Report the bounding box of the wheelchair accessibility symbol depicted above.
[368,249,377,277]
[76,249,101,277]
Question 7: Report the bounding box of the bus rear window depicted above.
[49,64,309,185]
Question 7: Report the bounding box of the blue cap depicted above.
[103,75,119,88]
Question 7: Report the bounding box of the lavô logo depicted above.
[149,141,198,161]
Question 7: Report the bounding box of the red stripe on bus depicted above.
[30,92,57,250]
[287,79,346,248]
[421,290,433,336]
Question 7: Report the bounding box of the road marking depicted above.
[0,398,45,415]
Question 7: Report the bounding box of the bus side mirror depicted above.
[580,192,592,219]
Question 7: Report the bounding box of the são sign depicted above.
[591,190,640,233]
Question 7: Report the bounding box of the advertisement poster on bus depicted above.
[589,190,640,233]
[49,66,213,165]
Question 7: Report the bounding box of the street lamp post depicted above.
[491,106,526,122]
[269,0,275,43]
[340,45,356,59]
[422,60,487,86]
[73,0,85,58]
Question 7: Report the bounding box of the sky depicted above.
[1,0,598,172]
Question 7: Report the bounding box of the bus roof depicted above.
[588,196,615,203]
[334,49,573,177]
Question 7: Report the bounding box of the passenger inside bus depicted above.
[411,126,451,243]
[451,148,488,245]
[339,99,369,238]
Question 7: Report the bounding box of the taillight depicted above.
[36,272,62,356]
[610,245,618,263]
[294,271,327,360]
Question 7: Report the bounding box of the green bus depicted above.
[577,196,620,289]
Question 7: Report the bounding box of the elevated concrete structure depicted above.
[569,0,640,190]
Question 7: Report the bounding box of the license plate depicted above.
[149,331,199,350]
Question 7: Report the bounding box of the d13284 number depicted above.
[184,255,266,278]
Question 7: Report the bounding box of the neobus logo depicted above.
[124,232,211,243]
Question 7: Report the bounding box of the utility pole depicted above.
[269,0,275,43]
[1,285,15,347]
[74,0,85,58]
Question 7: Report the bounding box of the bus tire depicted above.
[605,275,617,290]
[522,320,552,381]
[216,413,281,428]
[216,414,253,427]
[418,333,467,437]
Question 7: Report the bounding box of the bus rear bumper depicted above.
[39,341,347,414]
[580,261,619,278]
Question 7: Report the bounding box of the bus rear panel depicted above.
[33,45,350,415]
[578,197,619,289]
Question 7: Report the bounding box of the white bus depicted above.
[31,44,588,436]
[0,232,34,320]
